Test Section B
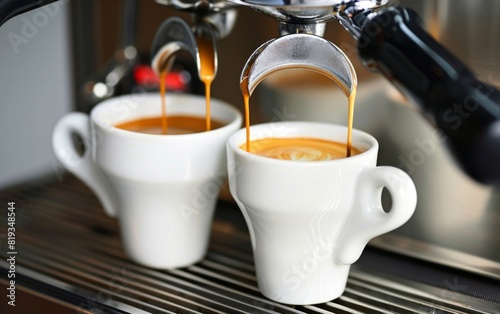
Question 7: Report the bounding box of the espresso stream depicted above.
[241,74,357,160]
[154,36,216,135]
[196,36,216,131]
[117,38,219,135]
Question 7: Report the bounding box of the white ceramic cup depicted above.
[227,122,417,305]
[52,93,242,268]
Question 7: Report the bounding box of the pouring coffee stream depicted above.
[151,17,218,133]
[240,33,358,156]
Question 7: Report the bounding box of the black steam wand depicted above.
[336,5,500,184]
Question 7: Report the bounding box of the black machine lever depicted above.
[338,6,500,184]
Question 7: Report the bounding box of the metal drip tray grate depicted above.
[0,177,498,313]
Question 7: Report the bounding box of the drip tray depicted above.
[0,177,498,313]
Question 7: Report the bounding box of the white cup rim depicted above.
[90,93,242,140]
[227,121,378,166]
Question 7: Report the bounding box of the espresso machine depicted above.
[1,0,500,312]
[149,0,500,184]
[2,0,499,181]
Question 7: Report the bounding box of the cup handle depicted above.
[336,166,417,265]
[52,113,118,218]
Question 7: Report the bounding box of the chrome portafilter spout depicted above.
[151,0,237,78]
[236,0,389,97]
[238,1,361,156]
[241,33,357,97]
[151,17,205,76]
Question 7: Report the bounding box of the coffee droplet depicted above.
[241,138,361,161]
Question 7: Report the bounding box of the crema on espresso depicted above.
[241,137,361,161]
[115,115,224,135]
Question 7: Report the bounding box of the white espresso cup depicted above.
[52,93,242,268]
[227,122,417,305]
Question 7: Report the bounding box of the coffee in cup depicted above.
[115,115,225,135]
[227,121,417,305]
[243,137,362,161]
[52,93,242,268]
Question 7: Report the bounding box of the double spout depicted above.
[240,33,357,98]
[150,0,237,80]
[151,17,217,77]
